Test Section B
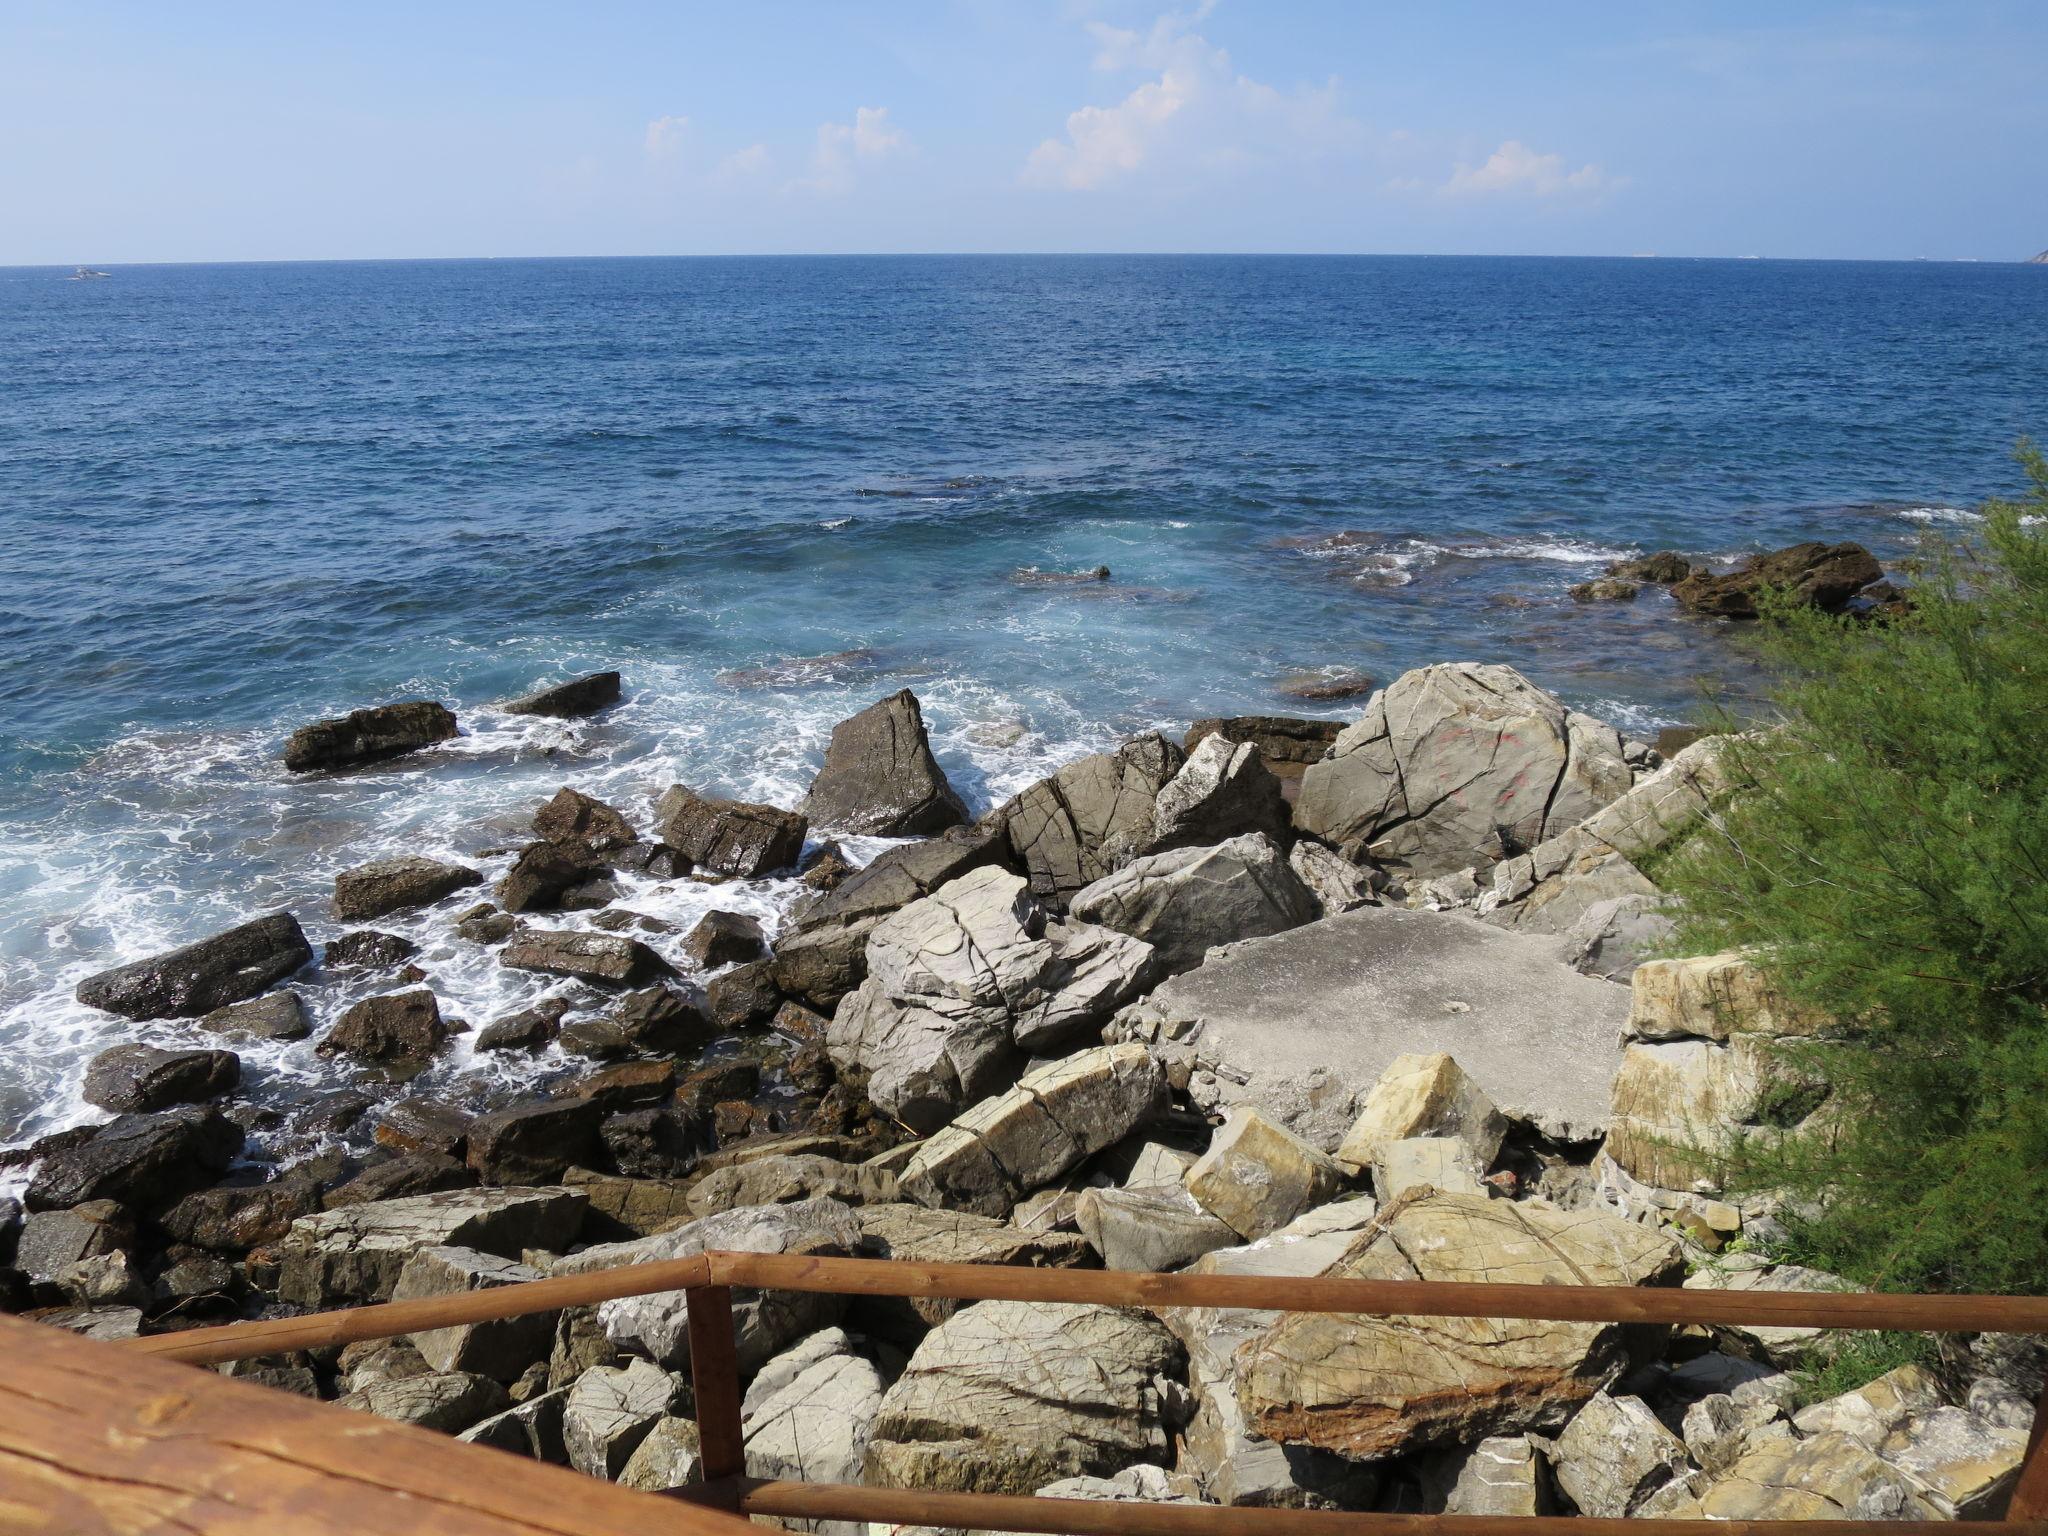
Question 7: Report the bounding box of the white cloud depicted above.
[803,106,909,192]
[1024,12,1362,191]
[1441,140,1619,199]
[717,143,773,182]
[643,115,690,162]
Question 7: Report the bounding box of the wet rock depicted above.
[334,855,482,922]
[896,1044,1168,1217]
[197,989,310,1041]
[801,841,857,891]
[337,1370,509,1433]
[1334,1052,1506,1176]
[475,1007,560,1052]
[317,988,447,1066]
[495,840,609,914]
[655,786,807,878]
[323,928,419,970]
[466,1099,603,1186]
[277,1185,587,1307]
[394,1245,555,1380]
[865,1300,1181,1495]
[1070,832,1316,975]
[1272,670,1377,703]
[1075,1186,1238,1271]
[705,959,781,1030]
[1545,1392,1691,1516]
[504,670,621,719]
[25,1108,243,1213]
[81,1044,239,1113]
[558,984,714,1059]
[1186,1108,1347,1240]
[456,903,519,944]
[500,929,666,987]
[1148,734,1290,851]
[803,689,968,837]
[531,785,637,853]
[161,1173,323,1254]
[985,733,1186,908]
[75,912,313,1020]
[683,909,768,969]
[15,1202,133,1281]
[284,699,458,773]
[1671,541,1884,619]
[373,1098,475,1156]
[322,1153,477,1209]
[1293,663,1634,878]
[1610,551,1692,584]
[1567,576,1639,602]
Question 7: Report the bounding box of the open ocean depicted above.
[2,253,2043,1162]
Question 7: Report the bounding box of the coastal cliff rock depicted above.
[985,733,1186,908]
[1069,831,1316,975]
[283,699,458,772]
[802,689,967,836]
[1292,663,1634,878]
[1147,734,1291,851]
[74,912,312,1020]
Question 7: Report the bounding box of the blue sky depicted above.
[3,2,2043,264]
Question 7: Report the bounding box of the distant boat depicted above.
[68,266,111,280]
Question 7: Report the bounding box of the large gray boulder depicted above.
[334,855,483,921]
[394,1246,554,1381]
[986,733,1186,909]
[277,1186,587,1307]
[1147,734,1289,853]
[563,1358,682,1480]
[743,1328,890,1532]
[74,912,312,1020]
[1074,1186,1238,1272]
[25,1108,242,1213]
[284,699,457,772]
[80,1044,238,1113]
[1110,905,1628,1151]
[1292,664,1633,878]
[1070,832,1316,975]
[803,689,967,837]
[864,1300,1182,1494]
[827,865,1158,1131]
[655,786,806,878]
[1545,1392,1693,1516]
[850,1202,1094,1338]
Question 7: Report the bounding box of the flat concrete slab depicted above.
[1110,906,1626,1149]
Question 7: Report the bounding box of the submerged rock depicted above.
[503,670,621,719]
[802,688,967,837]
[284,699,458,772]
[75,912,312,1020]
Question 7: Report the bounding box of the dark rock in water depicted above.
[503,671,621,719]
[1010,565,1111,585]
[467,1099,602,1185]
[1671,541,1884,618]
[374,1098,474,1158]
[532,786,638,853]
[802,689,968,837]
[1609,551,1693,584]
[565,1060,677,1112]
[293,1088,376,1136]
[984,733,1185,910]
[684,909,768,969]
[558,875,622,912]
[456,906,519,945]
[1272,670,1377,702]
[26,1108,243,1213]
[0,1198,18,1265]
[161,1171,324,1254]
[600,1107,697,1179]
[558,984,713,1059]
[1184,716,1342,785]
[322,1153,477,1209]
[317,989,447,1066]
[475,1007,561,1053]
[14,1201,131,1279]
[1568,576,1641,602]
[325,929,420,970]
[800,841,856,892]
[335,856,483,922]
[654,786,807,878]
[496,841,609,914]
[75,912,312,1021]
[716,648,880,691]
[676,1060,762,1122]
[615,842,692,879]
[81,1045,240,1114]
[501,930,666,987]
[284,699,458,773]
[197,990,310,1041]
[706,960,782,1031]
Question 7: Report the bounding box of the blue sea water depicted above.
[1,254,2042,1153]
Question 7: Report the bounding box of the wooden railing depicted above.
[23,1250,2048,1532]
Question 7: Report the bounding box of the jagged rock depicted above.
[324,928,419,970]
[1684,1392,1790,1476]
[74,912,312,1020]
[827,867,1158,1132]
[284,699,458,772]
[1147,735,1289,853]
[531,786,637,853]
[1545,1392,1692,1516]
[14,1202,132,1281]
[458,1387,571,1462]
[197,990,310,1041]
[987,733,1186,908]
[1334,1052,1506,1175]
[394,1246,555,1380]
[1287,839,1379,916]
[1790,1362,1942,1447]
[1184,716,1343,787]
[25,1108,242,1213]
[504,670,621,718]
[1671,541,1884,619]
[1371,1135,1485,1200]
[1075,1186,1238,1271]
[335,856,482,921]
[865,1300,1181,1494]
[81,1044,239,1113]
[1293,664,1633,877]
[563,1357,682,1480]
[1069,832,1316,975]
[1877,1406,2029,1517]
[337,1370,509,1433]
[655,786,807,878]
[324,1153,476,1208]
[317,988,447,1066]
[495,841,609,914]
[896,1044,1167,1218]
[772,827,1005,1008]
[552,1197,860,1373]
[1421,1436,1547,1515]
[617,1415,702,1490]
[743,1328,889,1528]
[465,1098,602,1185]
[850,1202,1095,1338]
[277,1185,586,1307]
[500,929,665,986]
[1662,1431,1941,1519]
[1235,1188,1683,1459]
[683,909,767,969]
[1185,1108,1345,1240]
[1110,906,1626,1151]
[803,689,967,837]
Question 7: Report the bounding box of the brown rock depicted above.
[531,787,638,852]
[654,787,807,878]
[317,990,448,1066]
[284,700,457,773]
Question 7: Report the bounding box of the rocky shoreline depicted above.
[2,556,2036,1518]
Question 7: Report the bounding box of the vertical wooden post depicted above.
[2009,1378,2048,1520]
[685,1285,746,1492]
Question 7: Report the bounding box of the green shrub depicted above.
[1664,443,2048,1297]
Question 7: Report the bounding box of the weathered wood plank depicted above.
[0,1311,752,1536]
[682,1286,745,1483]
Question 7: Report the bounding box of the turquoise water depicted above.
[1,254,2041,1149]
